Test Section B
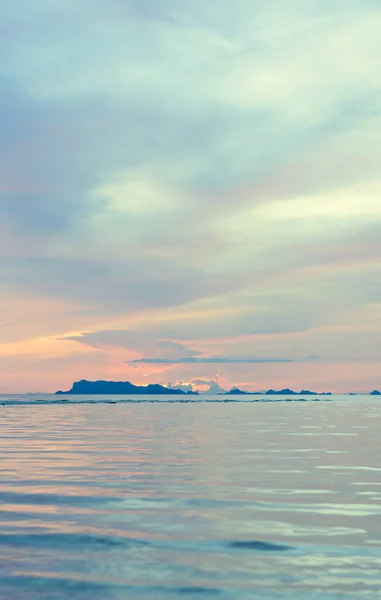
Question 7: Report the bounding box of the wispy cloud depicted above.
[128,357,298,365]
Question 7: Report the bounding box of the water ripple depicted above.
[0,397,380,599]
[228,540,292,552]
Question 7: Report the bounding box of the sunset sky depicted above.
[1,1,381,393]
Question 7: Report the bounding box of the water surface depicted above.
[1,395,380,599]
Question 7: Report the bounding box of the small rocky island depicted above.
[56,380,198,395]
[222,388,332,396]
[370,390,381,395]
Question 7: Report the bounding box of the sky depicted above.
[1,0,381,394]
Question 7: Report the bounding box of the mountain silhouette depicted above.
[222,387,332,396]
[56,380,198,395]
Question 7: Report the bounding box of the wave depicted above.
[0,396,333,406]
[0,575,224,598]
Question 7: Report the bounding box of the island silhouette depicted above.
[221,387,332,396]
[55,380,380,396]
[56,380,198,395]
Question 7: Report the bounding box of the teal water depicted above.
[0,395,380,599]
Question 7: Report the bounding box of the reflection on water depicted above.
[0,396,381,599]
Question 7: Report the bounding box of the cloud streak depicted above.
[128,357,298,365]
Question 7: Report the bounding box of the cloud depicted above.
[0,252,233,315]
[66,330,201,359]
[168,374,227,393]
[0,79,100,229]
[1,0,381,392]
[129,356,297,364]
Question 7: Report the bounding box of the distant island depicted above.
[56,380,198,395]
[55,380,380,397]
[222,388,332,396]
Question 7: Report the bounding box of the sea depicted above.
[0,393,380,599]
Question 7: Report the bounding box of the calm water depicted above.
[0,395,380,599]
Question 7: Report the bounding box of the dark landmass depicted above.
[266,388,296,395]
[223,388,257,395]
[222,387,332,396]
[56,380,198,395]
[55,380,378,397]
[266,388,331,395]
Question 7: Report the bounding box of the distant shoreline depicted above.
[53,380,381,397]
